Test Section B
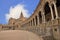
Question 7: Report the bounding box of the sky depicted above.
[0,0,40,24]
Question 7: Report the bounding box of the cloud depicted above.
[5,4,30,23]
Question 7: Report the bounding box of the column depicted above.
[29,22,30,26]
[49,4,54,20]
[37,14,40,25]
[32,20,33,26]
[28,22,29,26]
[53,2,59,19]
[34,17,36,26]
[30,21,31,26]
[41,11,45,23]
[31,21,32,26]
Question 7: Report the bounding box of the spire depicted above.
[20,12,24,19]
[18,12,26,21]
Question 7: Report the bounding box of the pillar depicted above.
[30,21,31,26]
[34,17,36,26]
[41,11,45,23]
[32,20,33,26]
[49,4,54,20]
[53,2,59,19]
[31,20,32,26]
[37,14,40,25]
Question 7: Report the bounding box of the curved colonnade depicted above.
[20,0,60,40]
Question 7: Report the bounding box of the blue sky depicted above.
[0,0,39,24]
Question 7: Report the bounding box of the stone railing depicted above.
[46,21,52,27]
[52,19,59,26]
[45,18,60,27]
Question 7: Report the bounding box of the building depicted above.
[8,12,26,30]
[0,0,60,40]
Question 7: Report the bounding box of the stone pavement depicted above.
[0,30,43,40]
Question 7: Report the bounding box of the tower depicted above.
[18,12,26,21]
[20,12,24,19]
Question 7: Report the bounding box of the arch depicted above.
[33,18,35,26]
[31,20,32,26]
[35,16,38,26]
[56,0,60,17]
[44,2,51,22]
[51,4,56,19]
[38,11,42,23]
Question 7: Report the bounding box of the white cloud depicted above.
[5,4,30,23]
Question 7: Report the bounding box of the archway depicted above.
[56,0,60,17]
[35,16,38,26]
[38,12,42,23]
[33,18,35,26]
[44,2,51,22]
[52,4,56,19]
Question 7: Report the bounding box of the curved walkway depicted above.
[0,30,43,40]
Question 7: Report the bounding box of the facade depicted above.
[0,0,60,40]
[8,12,26,30]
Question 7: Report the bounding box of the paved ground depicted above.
[0,30,43,40]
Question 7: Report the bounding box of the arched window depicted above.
[44,2,51,22]
[33,18,35,26]
[35,16,38,26]
[52,4,56,19]
[38,11,42,23]
[56,0,60,17]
